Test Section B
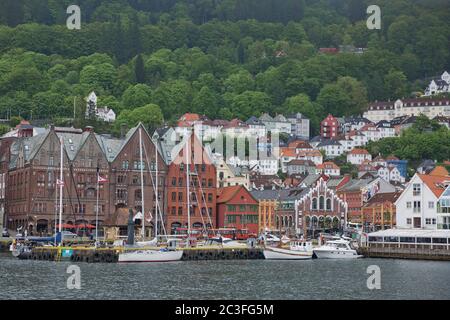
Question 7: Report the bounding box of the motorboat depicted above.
[118,248,183,263]
[263,241,313,260]
[313,239,362,259]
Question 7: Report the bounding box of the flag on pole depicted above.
[146,211,153,223]
[98,175,108,183]
[56,179,65,187]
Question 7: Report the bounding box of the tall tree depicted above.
[134,54,146,84]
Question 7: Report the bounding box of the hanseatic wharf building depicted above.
[2,123,167,236]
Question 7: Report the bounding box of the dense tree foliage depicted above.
[366,116,450,168]
[0,0,449,133]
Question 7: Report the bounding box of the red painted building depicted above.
[216,186,259,234]
[166,133,217,233]
[321,114,341,138]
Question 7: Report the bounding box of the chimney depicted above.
[84,126,94,133]
[49,124,55,131]
[120,123,128,138]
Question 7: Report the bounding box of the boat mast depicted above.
[155,141,159,240]
[186,133,191,246]
[58,137,64,245]
[139,127,145,240]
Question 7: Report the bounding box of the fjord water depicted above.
[1,253,449,300]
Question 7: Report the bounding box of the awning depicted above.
[56,223,75,229]
[76,223,96,229]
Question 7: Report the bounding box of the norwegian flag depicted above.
[56,179,65,187]
[146,211,153,223]
[97,175,108,183]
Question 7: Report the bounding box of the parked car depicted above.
[55,231,78,239]
[2,228,10,237]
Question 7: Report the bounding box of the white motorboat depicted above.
[118,248,183,263]
[313,239,362,259]
[264,241,313,260]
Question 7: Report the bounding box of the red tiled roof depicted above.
[179,113,200,122]
[217,186,242,203]
[316,161,340,170]
[418,174,450,198]
[349,148,369,155]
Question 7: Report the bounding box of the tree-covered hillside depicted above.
[0,0,449,133]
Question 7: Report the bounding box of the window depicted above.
[208,193,213,202]
[426,218,432,225]
[406,202,411,209]
[171,207,176,215]
[312,198,318,210]
[226,215,237,224]
[178,207,183,216]
[413,201,421,213]
[178,193,183,201]
[208,179,213,187]
[172,177,176,186]
[319,196,324,210]
[413,184,421,196]
[406,218,412,225]
[171,192,176,201]
[428,201,434,209]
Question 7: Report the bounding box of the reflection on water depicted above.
[0,254,449,300]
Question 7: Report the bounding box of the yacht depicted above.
[313,239,362,259]
[263,241,313,260]
[118,127,183,263]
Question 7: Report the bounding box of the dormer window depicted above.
[69,139,73,144]
[24,145,29,151]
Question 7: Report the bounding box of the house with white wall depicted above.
[395,171,449,229]
[347,148,372,165]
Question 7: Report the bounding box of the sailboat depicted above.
[118,126,183,263]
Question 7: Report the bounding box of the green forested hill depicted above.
[0,0,449,134]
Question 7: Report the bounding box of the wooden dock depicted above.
[18,246,264,262]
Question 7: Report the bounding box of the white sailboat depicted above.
[263,241,313,260]
[119,126,183,263]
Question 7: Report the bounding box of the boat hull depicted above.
[263,247,313,260]
[118,250,183,263]
[313,249,362,259]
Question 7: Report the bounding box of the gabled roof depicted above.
[429,166,449,177]
[217,185,257,204]
[317,139,342,147]
[418,174,450,198]
[316,161,340,170]
[363,192,402,207]
[349,148,370,155]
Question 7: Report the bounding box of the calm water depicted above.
[1,253,449,300]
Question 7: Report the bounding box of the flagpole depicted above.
[95,167,99,248]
